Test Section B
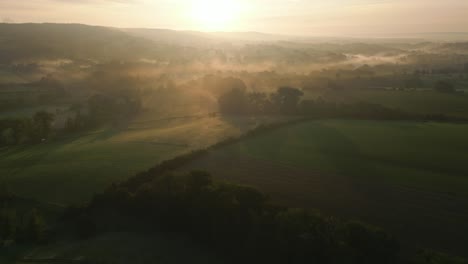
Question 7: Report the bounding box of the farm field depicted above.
[310,89,468,118]
[182,120,468,256]
[0,113,290,205]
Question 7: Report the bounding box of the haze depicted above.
[2,0,468,263]
[2,0,468,36]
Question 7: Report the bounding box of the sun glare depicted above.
[190,0,242,31]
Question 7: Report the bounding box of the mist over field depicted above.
[1,2,468,263]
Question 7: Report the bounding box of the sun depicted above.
[190,0,242,31]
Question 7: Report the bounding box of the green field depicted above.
[0,113,289,204]
[191,120,468,194]
[183,120,468,255]
[310,89,468,118]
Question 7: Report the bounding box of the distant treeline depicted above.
[63,91,142,134]
[0,111,54,146]
[218,84,467,122]
[63,72,145,133]
[0,83,144,147]
[0,76,68,112]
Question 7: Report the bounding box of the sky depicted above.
[1,0,468,36]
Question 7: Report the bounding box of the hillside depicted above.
[0,23,173,62]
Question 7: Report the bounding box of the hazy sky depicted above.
[1,0,468,36]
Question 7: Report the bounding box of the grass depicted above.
[0,113,289,205]
[202,120,468,195]
[182,120,468,256]
[312,89,468,118]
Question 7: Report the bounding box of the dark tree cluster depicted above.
[218,85,413,120]
[0,188,47,245]
[70,171,399,264]
[64,110,92,133]
[0,111,55,146]
[218,85,304,115]
[63,86,144,134]
[218,84,468,122]
[87,90,142,121]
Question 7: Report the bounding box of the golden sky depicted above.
[1,0,468,35]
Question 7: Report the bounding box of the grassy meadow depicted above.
[0,113,289,204]
[191,120,468,194]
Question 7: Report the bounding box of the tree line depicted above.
[0,187,47,245]
[218,83,467,122]
[63,84,143,134]
[218,84,407,118]
[0,111,55,146]
[0,84,144,147]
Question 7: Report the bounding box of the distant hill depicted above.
[123,28,288,46]
[1,23,468,64]
[122,28,213,47]
[0,23,173,62]
[434,42,468,54]
[0,23,291,63]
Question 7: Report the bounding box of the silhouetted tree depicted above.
[271,87,304,114]
[22,209,46,243]
[248,92,270,114]
[218,87,249,114]
[32,111,54,141]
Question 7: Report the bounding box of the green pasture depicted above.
[208,120,468,196]
[0,114,285,204]
[317,89,468,118]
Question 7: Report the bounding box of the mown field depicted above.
[182,120,468,256]
[0,113,289,205]
[308,89,468,118]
